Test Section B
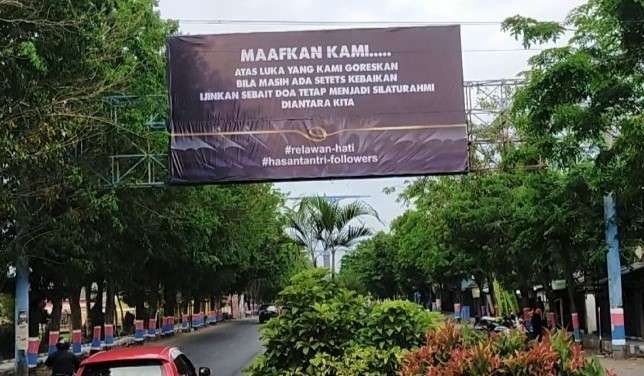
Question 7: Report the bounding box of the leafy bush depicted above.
[401,322,615,376]
[493,327,526,356]
[0,293,14,322]
[252,269,369,373]
[494,279,519,317]
[249,271,611,376]
[308,346,401,376]
[359,300,442,350]
[246,269,441,375]
[504,339,559,376]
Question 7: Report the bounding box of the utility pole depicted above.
[14,255,29,376]
[603,193,625,352]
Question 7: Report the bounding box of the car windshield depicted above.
[83,361,164,376]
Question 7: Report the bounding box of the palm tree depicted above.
[285,200,321,267]
[305,196,379,277]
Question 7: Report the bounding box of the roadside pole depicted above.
[603,193,625,351]
[14,255,29,376]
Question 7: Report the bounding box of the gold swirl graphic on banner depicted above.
[172,123,466,143]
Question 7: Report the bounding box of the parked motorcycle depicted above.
[474,316,516,334]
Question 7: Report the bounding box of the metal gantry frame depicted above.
[286,195,371,203]
[105,95,168,188]
[109,149,167,188]
[464,79,524,171]
[106,79,524,187]
[465,79,522,129]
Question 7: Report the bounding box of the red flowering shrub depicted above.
[401,322,615,376]
[504,339,559,376]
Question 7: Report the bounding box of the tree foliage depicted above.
[286,200,322,267]
[340,0,642,315]
[340,232,400,298]
[504,0,643,243]
[287,197,378,276]
[1,0,306,336]
[247,269,442,376]
[402,323,613,375]
[342,170,606,312]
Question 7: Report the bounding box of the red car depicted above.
[77,346,212,376]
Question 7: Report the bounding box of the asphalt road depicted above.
[162,319,263,376]
[596,356,644,376]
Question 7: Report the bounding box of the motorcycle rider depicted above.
[45,338,81,376]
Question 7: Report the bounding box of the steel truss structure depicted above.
[105,79,523,187]
[464,79,524,171]
[104,95,168,188]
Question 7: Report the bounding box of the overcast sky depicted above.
[158,0,585,235]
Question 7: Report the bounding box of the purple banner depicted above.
[167,26,468,183]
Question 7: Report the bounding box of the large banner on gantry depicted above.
[167,26,468,183]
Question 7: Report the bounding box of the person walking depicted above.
[536,296,545,313]
[532,308,545,341]
[45,338,81,376]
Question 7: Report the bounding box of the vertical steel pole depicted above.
[603,193,625,348]
[14,256,29,376]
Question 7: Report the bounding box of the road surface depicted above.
[161,319,262,376]
[595,356,644,376]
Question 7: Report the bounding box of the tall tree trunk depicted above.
[210,295,219,315]
[331,248,336,278]
[149,282,160,319]
[565,274,578,314]
[310,248,317,267]
[135,294,146,320]
[44,293,63,353]
[117,294,126,332]
[104,280,115,325]
[164,287,176,316]
[193,296,201,314]
[29,291,44,337]
[487,276,496,316]
[49,295,63,331]
[90,280,104,328]
[559,244,581,339]
[561,249,578,314]
[69,285,82,330]
[84,283,92,337]
[518,273,531,308]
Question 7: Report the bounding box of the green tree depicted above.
[1,0,303,338]
[340,232,399,298]
[1,0,176,334]
[302,197,379,277]
[286,201,322,267]
[341,168,604,316]
[500,0,644,311]
[502,0,644,244]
